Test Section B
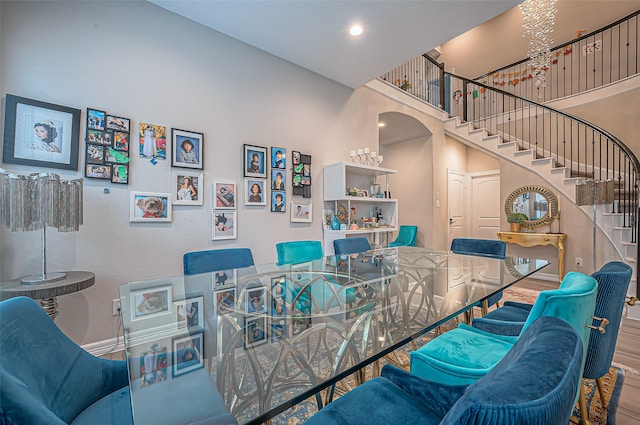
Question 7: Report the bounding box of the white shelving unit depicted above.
[323,162,398,255]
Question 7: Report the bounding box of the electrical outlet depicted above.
[575,257,583,268]
[112,299,121,316]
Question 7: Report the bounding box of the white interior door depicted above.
[470,171,501,239]
[447,169,466,246]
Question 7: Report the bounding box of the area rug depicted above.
[268,286,626,425]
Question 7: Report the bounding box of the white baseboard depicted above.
[82,337,125,357]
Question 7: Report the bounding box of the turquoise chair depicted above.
[275,240,356,311]
[306,316,583,425]
[389,225,417,247]
[410,272,597,389]
[183,248,254,275]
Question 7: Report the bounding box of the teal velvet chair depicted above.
[183,248,255,275]
[389,225,418,247]
[450,238,507,315]
[0,296,133,425]
[472,261,632,424]
[305,316,583,425]
[333,237,371,255]
[410,271,597,387]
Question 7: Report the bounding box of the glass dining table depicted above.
[119,246,548,425]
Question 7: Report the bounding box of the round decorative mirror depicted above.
[505,185,558,229]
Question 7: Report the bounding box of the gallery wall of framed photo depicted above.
[2,93,317,237]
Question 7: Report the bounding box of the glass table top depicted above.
[119,246,548,425]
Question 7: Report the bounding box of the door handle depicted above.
[449,218,455,225]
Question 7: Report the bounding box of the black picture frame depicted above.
[171,128,204,170]
[2,94,81,170]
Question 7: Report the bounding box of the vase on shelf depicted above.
[331,215,341,230]
[510,222,521,232]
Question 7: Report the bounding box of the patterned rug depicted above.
[267,286,626,425]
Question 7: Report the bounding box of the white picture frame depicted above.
[131,285,172,321]
[172,171,204,205]
[213,181,236,209]
[173,296,204,330]
[212,210,237,240]
[291,202,312,223]
[245,178,267,206]
[130,192,172,222]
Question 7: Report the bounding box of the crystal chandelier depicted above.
[520,0,558,97]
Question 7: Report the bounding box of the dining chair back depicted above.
[306,316,583,425]
[0,296,132,425]
[333,237,371,255]
[276,240,323,265]
[389,225,418,247]
[450,238,507,313]
[183,248,255,275]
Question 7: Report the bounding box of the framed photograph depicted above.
[139,343,169,387]
[245,316,267,348]
[86,144,105,164]
[212,210,236,240]
[85,164,111,179]
[111,164,129,184]
[245,178,266,206]
[130,192,172,222]
[244,144,267,178]
[172,332,204,377]
[139,122,166,159]
[291,316,311,336]
[271,147,286,170]
[113,131,129,151]
[322,210,334,229]
[105,148,129,164]
[271,191,286,213]
[174,296,204,330]
[215,287,236,315]
[271,169,286,190]
[271,275,288,341]
[214,181,236,209]
[106,115,130,132]
[172,171,203,206]
[2,94,81,170]
[131,286,172,321]
[171,128,203,169]
[87,108,106,131]
[86,129,113,145]
[246,285,267,314]
[292,151,300,165]
[291,202,312,222]
[213,268,237,289]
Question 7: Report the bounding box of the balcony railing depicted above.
[380,43,639,296]
[474,10,639,102]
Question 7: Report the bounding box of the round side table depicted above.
[0,271,95,320]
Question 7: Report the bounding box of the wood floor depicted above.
[519,278,640,425]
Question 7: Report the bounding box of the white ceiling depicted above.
[148,0,520,89]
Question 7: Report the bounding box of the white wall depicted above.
[0,1,388,344]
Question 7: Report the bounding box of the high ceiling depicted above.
[148,0,520,88]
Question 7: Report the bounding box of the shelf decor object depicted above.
[0,169,83,284]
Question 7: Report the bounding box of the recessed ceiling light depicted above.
[350,25,364,37]
[378,122,385,127]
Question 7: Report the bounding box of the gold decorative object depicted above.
[505,185,559,229]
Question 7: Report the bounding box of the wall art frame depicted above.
[172,332,204,378]
[171,128,203,170]
[172,171,204,206]
[291,202,312,222]
[130,192,172,222]
[212,210,237,240]
[244,144,267,178]
[2,94,81,170]
[214,181,236,209]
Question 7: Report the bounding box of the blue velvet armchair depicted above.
[305,316,583,425]
[450,238,507,315]
[410,271,597,387]
[333,237,371,255]
[471,261,632,424]
[0,296,132,425]
[389,225,418,247]
[183,248,255,275]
